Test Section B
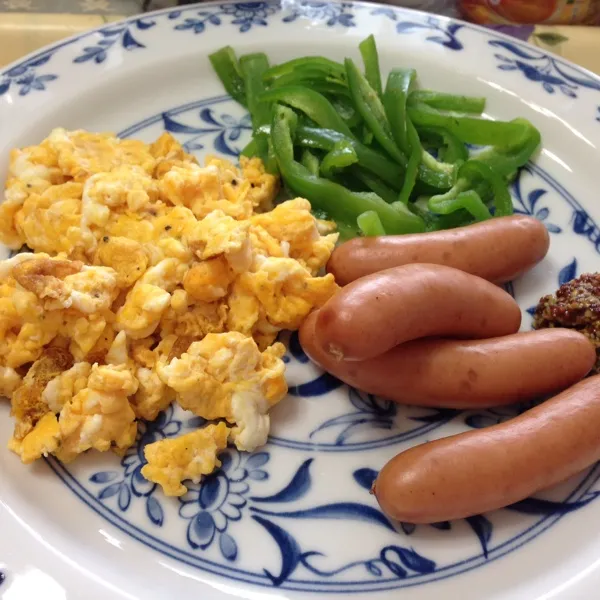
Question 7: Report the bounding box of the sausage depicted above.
[314,263,522,362]
[300,311,595,408]
[372,374,600,523]
[327,216,550,286]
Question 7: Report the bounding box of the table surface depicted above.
[0,9,599,75]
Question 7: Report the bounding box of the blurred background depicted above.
[0,0,598,23]
[1,1,599,74]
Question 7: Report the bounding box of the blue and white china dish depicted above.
[2,2,600,598]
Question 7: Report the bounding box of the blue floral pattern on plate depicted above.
[0,54,58,97]
[162,108,252,157]
[283,1,356,27]
[489,40,600,98]
[170,2,279,34]
[372,10,464,50]
[73,18,156,64]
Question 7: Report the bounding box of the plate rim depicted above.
[1,0,599,89]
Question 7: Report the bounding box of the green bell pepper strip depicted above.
[209,46,247,107]
[344,58,406,165]
[296,125,454,190]
[408,103,531,147]
[361,124,374,145]
[263,57,346,83]
[240,137,259,157]
[259,86,355,138]
[301,149,321,176]
[418,126,469,164]
[294,126,403,189]
[382,68,457,193]
[409,199,475,232]
[306,80,351,98]
[383,68,416,156]
[429,189,492,221]
[270,71,350,96]
[409,90,486,114]
[354,169,398,204]
[320,140,358,178]
[330,95,362,129]
[240,53,270,129]
[270,104,426,234]
[359,35,383,98]
[397,119,422,204]
[428,119,541,219]
[458,160,513,217]
[474,119,542,177]
[357,210,386,236]
[239,53,274,169]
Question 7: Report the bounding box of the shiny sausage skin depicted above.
[372,374,600,523]
[300,311,595,408]
[327,216,550,286]
[314,263,522,362]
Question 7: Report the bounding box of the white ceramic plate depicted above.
[2,2,600,599]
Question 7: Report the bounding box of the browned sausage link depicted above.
[372,375,600,523]
[300,311,595,408]
[327,216,550,286]
[314,263,522,362]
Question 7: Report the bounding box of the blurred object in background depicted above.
[141,0,460,16]
[139,0,598,24]
[459,0,600,25]
[380,0,459,17]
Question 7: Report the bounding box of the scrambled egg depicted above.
[157,332,287,451]
[142,421,229,497]
[0,128,339,496]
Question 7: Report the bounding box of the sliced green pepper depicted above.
[270,104,425,234]
[397,120,422,204]
[418,126,469,164]
[474,118,541,176]
[260,86,354,138]
[301,149,320,176]
[359,35,383,98]
[345,58,405,165]
[383,68,416,156]
[409,90,486,114]
[295,126,403,189]
[429,189,492,221]
[240,53,276,171]
[408,103,531,147]
[263,57,345,83]
[357,210,386,236]
[354,169,398,204]
[209,46,247,107]
[320,140,358,178]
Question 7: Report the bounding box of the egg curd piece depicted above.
[115,258,188,340]
[9,345,74,441]
[46,128,155,182]
[11,255,119,314]
[188,209,252,273]
[157,332,287,452]
[141,421,229,497]
[226,256,339,345]
[14,182,87,257]
[250,198,339,274]
[8,412,61,464]
[94,236,148,288]
[0,366,22,398]
[55,362,138,463]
